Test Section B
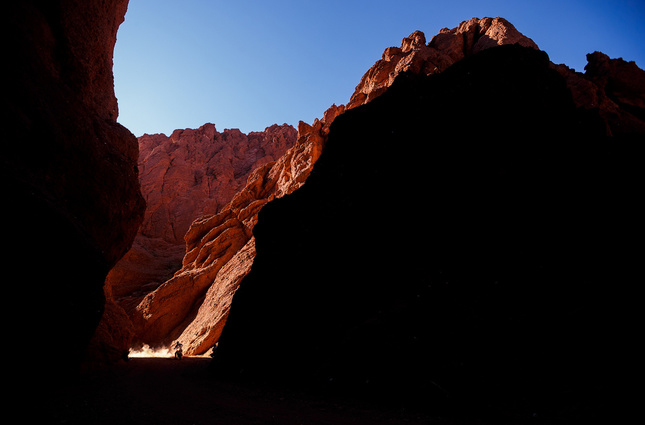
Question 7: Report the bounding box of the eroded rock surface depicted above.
[102,124,296,354]
[130,113,338,348]
[347,17,538,108]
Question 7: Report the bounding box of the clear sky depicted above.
[114,0,645,137]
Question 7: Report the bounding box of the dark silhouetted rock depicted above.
[215,45,642,422]
[5,0,145,377]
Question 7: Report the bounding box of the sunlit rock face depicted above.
[109,124,297,303]
[97,124,296,357]
[129,115,336,351]
[136,124,297,247]
[214,44,643,420]
[347,17,538,109]
[5,0,145,375]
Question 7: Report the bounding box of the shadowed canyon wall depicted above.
[6,0,144,375]
[214,45,643,421]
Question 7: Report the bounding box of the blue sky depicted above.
[114,0,645,137]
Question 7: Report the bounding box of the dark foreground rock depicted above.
[214,45,642,422]
[5,0,144,377]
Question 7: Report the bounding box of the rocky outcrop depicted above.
[131,110,341,349]
[98,124,296,355]
[109,123,296,299]
[5,0,145,376]
[136,124,297,245]
[352,16,644,138]
[214,44,643,421]
[347,17,538,108]
[348,16,644,137]
[552,51,645,136]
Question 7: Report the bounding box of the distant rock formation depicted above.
[93,124,296,358]
[214,44,643,421]
[5,0,145,375]
[129,110,342,350]
[136,124,297,245]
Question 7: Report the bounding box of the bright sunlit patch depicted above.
[128,344,173,358]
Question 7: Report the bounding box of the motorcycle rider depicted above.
[173,341,183,359]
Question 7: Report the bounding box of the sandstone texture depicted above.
[349,16,643,137]
[347,17,538,108]
[214,44,643,422]
[100,124,296,355]
[136,124,297,246]
[130,113,339,349]
[6,0,145,375]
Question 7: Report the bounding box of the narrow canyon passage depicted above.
[10,2,643,424]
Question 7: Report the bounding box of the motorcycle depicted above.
[174,344,183,360]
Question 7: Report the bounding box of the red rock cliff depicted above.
[100,123,296,355]
[6,0,145,375]
[347,17,538,108]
